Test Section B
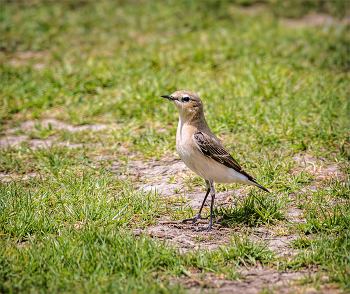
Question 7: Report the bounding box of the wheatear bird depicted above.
[161,90,269,231]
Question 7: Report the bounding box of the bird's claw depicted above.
[181,213,209,224]
[195,224,212,232]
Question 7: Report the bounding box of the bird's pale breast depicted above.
[176,120,249,184]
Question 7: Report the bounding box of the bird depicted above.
[161,90,269,231]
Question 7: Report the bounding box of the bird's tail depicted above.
[247,179,270,193]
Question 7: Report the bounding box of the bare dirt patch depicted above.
[237,5,350,28]
[282,13,350,28]
[0,171,40,183]
[5,50,51,69]
[291,153,345,185]
[4,118,107,134]
[1,118,107,150]
[133,224,299,258]
[181,268,320,294]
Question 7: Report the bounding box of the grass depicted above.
[1,0,349,293]
[296,188,350,234]
[1,231,187,294]
[1,228,274,293]
[216,190,289,226]
[287,232,350,290]
[218,233,275,267]
[0,168,165,241]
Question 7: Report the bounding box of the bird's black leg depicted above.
[182,180,210,224]
[196,181,215,232]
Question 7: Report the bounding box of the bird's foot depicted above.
[195,223,212,232]
[181,213,209,224]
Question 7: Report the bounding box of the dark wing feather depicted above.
[193,131,256,181]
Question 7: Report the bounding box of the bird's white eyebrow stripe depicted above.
[183,94,190,98]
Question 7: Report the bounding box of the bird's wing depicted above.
[193,131,256,180]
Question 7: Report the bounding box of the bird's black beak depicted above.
[161,95,176,101]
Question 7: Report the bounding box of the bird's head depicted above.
[161,90,203,121]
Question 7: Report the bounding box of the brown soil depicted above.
[237,5,350,28]
[282,13,350,28]
[178,268,322,294]
[1,118,107,150]
[4,118,107,134]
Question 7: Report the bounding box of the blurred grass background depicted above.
[1,0,349,160]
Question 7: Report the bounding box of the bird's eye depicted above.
[183,97,190,102]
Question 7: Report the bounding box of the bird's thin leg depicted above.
[196,181,215,232]
[182,180,210,224]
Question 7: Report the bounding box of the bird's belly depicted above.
[195,157,248,184]
[177,144,248,184]
[176,144,206,178]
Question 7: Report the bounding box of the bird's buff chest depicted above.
[176,119,204,175]
[176,120,195,157]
